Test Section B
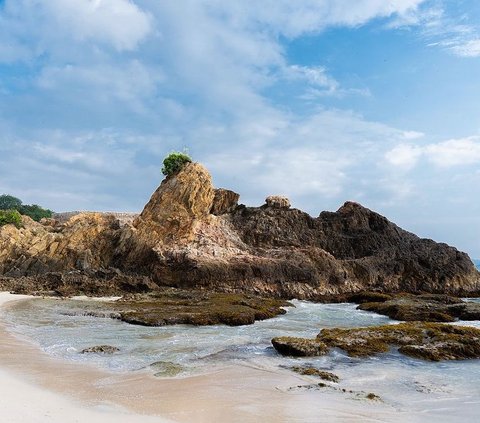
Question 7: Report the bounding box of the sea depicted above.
[2,293,480,421]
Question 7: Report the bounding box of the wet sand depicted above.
[0,292,413,422]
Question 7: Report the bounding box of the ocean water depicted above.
[2,298,480,420]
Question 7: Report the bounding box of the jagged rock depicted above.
[0,162,479,299]
[81,345,119,354]
[133,162,215,246]
[272,322,480,361]
[265,195,290,209]
[210,188,239,215]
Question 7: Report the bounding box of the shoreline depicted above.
[0,292,436,423]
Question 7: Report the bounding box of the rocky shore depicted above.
[0,162,478,301]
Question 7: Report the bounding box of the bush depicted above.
[19,204,53,221]
[0,194,53,221]
[161,152,192,176]
[0,209,22,228]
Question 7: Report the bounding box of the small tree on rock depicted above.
[161,152,192,176]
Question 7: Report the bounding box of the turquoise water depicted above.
[2,297,480,421]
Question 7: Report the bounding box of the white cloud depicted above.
[450,39,480,57]
[42,0,152,51]
[385,144,422,170]
[425,136,480,167]
[285,65,339,93]
[386,136,480,170]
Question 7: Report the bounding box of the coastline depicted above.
[0,291,454,423]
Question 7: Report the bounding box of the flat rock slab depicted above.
[71,288,291,327]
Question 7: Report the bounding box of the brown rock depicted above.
[271,337,329,357]
[133,162,215,246]
[81,345,119,354]
[0,162,478,299]
[272,322,480,361]
[356,294,480,322]
[210,188,239,215]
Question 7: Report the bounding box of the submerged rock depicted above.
[272,322,480,361]
[81,345,119,354]
[291,366,339,382]
[150,361,183,377]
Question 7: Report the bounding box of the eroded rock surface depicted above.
[0,162,478,299]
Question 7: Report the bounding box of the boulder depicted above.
[265,195,290,209]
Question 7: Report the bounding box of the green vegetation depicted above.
[0,209,22,228]
[0,194,53,222]
[161,151,192,176]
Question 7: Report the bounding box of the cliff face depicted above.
[0,163,478,298]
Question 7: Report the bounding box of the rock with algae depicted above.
[272,322,480,361]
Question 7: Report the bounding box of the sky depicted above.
[0,0,479,257]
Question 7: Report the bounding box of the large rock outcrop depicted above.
[0,162,478,298]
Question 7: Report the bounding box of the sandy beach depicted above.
[0,292,441,423]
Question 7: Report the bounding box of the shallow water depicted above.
[2,297,480,420]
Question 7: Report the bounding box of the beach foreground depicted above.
[1,292,480,423]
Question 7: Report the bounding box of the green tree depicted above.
[161,152,192,176]
[19,204,53,221]
[0,209,22,228]
[0,194,53,221]
[0,194,22,210]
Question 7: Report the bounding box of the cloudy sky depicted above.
[0,0,479,257]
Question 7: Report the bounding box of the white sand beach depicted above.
[0,292,444,423]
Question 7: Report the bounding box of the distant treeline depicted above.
[0,194,53,223]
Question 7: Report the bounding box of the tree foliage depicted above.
[161,152,192,176]
[0,194,22,210]
[0,194,53,221]
[18,204,53,221]
[0,209,22,228]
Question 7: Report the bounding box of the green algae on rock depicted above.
[272,322,480,361]
[355,293,480,322]
[104,289,291,327]
[291,366,339,382]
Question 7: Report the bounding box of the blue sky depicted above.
[0,0,479,257]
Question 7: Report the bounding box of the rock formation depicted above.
[0,162,479,298]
